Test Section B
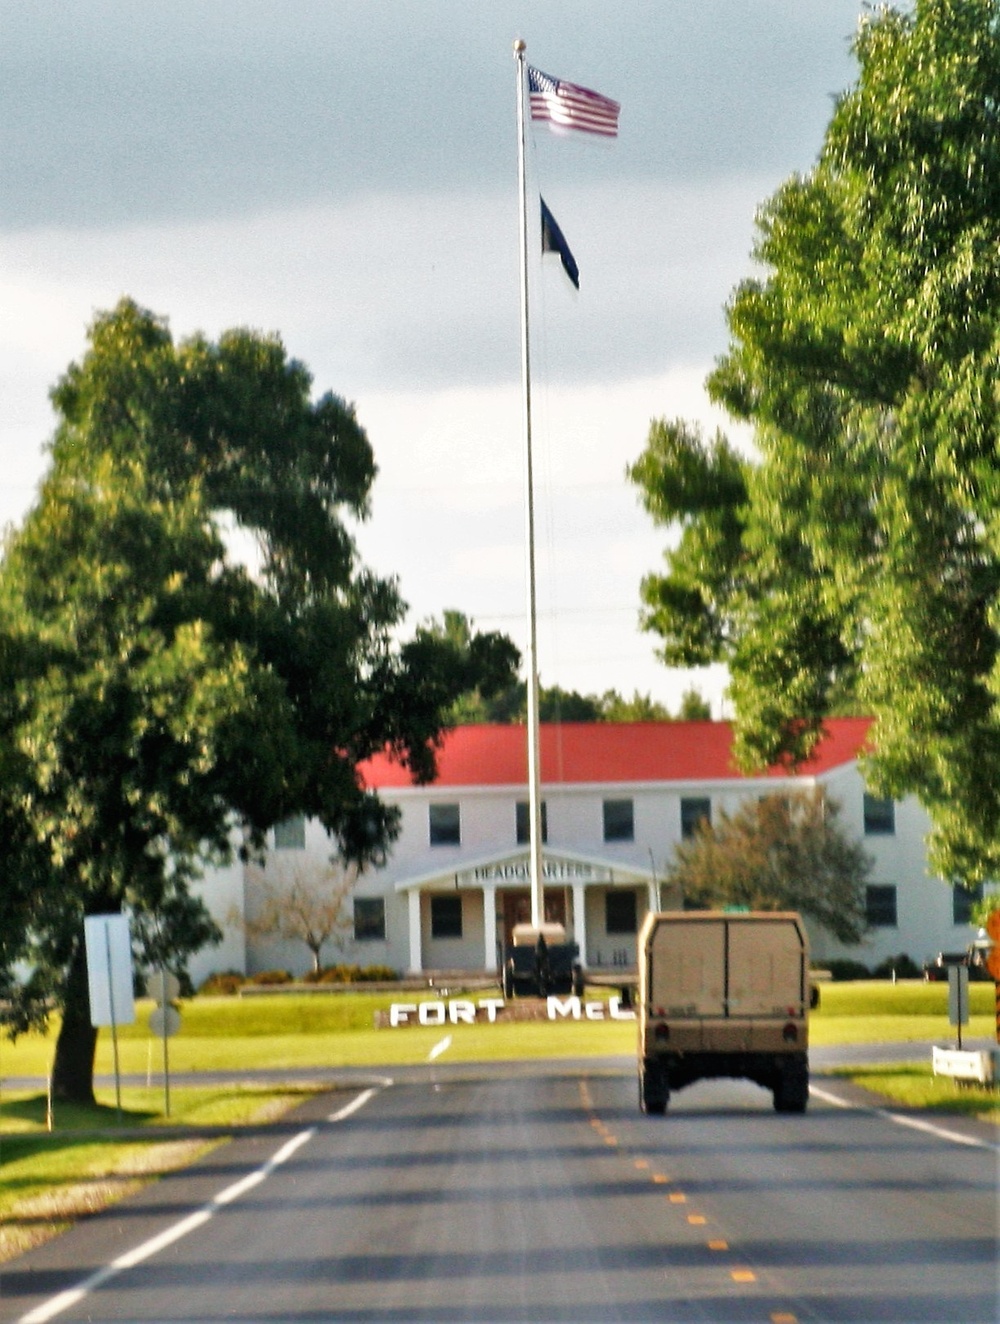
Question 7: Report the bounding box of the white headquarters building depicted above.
[192,719,982,986]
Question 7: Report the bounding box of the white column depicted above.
[572,882,588,967]
[407,889,423,975]
[647,880,660,916]
[482,884,498,972]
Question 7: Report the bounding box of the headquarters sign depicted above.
[455,852,622,888]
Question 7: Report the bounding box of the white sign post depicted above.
[146,970,181,1117]
[84,914,135,1116]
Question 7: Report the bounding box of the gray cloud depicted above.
[2,1,865,230]
[0,0,877,707]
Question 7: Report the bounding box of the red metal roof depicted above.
[359,718,873,790]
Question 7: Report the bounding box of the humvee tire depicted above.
[639,1060,669,1115]
[773,1058,809,1114]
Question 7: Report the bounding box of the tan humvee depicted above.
[637,910,811,1114]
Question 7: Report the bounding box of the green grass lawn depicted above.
[810,978,996,1045]
[827,1062,1000,1124]
[0,1082,328,1134]
[0,1132,220,1262]
[0,1083,325,1262]
[1,990,641,1077]
[2,980,994,1079]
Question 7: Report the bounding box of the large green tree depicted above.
[631,0,1000,882]
[0,299,518,1101]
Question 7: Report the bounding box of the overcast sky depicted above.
[0,1,868,715]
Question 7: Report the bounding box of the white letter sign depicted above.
[547,995,581,1020]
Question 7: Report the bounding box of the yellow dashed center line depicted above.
[770,1314,798,1324]
[583,1100,774,1309]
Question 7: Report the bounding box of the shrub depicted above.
[316,964,360,983]
[311,963,399,984]
[250,969,293,985]
[825,958,872,981]
[199,970,246,995]
[356,964,399,982]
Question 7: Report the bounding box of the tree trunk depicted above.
[51,938,99,1104]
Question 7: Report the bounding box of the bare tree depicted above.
[239,858,358,974]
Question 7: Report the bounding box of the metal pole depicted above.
[104,921,122,1121]
[513,38,545,930]
[160,968,171,1119]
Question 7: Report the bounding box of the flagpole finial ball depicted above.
[513,38,526,54]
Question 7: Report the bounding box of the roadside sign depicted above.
[146,966,182,1117]
[948,965,970,1050]
[83,914,134,1116]
[144,971,181,1002]
[84,915,135,1027]
[149,1004,182,1038]
[948,965,969,1025]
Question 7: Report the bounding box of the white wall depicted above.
[809,764,975,969]
[188,855,245,988]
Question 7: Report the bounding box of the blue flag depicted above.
[540,197,579,290]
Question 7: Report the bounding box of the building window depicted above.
[953,883,983,926]
[429,803,461,846]
[273,815,306,850]
[430,894,463,939]
[863,794,895,835]
[516,801,547,845]
[866,884,898,927]
[680,797,712,840]
[605,890,637,935]
[354,897,386,942]
[603,798,634,842]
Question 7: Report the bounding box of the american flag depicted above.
[528,66,620,138]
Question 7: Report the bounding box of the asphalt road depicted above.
[2,1061,997,1324]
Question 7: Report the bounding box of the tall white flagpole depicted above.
[514,39,545,930]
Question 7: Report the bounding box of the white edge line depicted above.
[427,1035,452,1062]
[327,1086,378,1123]
[17,1086,386,1324]
[810,1082,998,1151]
[808,1084,859,1111]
